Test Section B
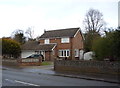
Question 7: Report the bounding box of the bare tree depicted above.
[83,8,106,52]
[83,8,106,33]
[25,27,35,40]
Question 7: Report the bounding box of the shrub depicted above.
[92,29,120,61]
[2,38,21,58]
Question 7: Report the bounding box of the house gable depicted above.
[71,29,84,59]
[72,29,84,49]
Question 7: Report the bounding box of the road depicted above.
[2,69,118,86]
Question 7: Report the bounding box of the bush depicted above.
[92,37,110,60]
[2,38,21,58]
[92,29,120,61]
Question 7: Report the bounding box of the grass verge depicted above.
[41,61,53,65]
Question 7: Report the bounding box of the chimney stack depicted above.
[44,29,46,33]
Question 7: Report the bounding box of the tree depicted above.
[92,29,120,61]
[92,37,110,60]
[83,31,100,52]
[2,38,21,58]
[108,29,120,60]
[25,27,35,41]
[12,29,26,44]
[83,8,105,32]
[83,8,106,52]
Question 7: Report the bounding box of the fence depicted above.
[54,60,120,75]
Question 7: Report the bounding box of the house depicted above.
[21,41,56,61]
[21,27,84,61]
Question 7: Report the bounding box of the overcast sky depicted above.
[0,0,119,38]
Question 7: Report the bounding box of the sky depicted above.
[0,0,119,38]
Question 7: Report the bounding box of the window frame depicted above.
[44,39,50,44]
[59,49,70,57]
[61,38,70,43]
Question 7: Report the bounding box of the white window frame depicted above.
[59,49,70,57]
[61,38,70,43]
[44,39,49,44]
[52,50,55,55]
[74,49,79,57]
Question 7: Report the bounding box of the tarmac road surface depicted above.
[2,69,119,86]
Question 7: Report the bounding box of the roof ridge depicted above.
[46,27,80,32]
[39,27,81,39]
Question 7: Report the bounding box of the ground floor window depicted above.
[59,49,70,57]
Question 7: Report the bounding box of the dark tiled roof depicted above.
[39,27,80,39]
[21,41,56,51]
[36,44,56,51]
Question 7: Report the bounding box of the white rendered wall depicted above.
[21,50,35,58]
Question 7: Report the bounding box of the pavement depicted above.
[2,65,120,84]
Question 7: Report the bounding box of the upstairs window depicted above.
[44,39,49,44]
[61,38,69,43]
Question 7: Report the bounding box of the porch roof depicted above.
[21,41,56,51]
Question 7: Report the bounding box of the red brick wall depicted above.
[72,31,84,60]
[50,38,71,58]
[50,38,71,49]
[45,51,55,61]
[72,31,84,49]
[45,51,50,61]
[40,38,71,49]
[39,39,44,44]
[40,38,72,59]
